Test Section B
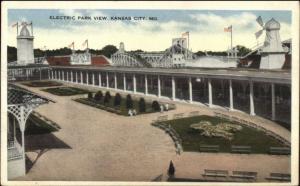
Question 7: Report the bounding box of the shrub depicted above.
[139,98,146,112]
[114,93,122,106]
[168,161,175,177]
[126,94,133,109]
[94,91,103,101]
[104,91,111,104]
[88,92,93,99]
[152,100,160,111]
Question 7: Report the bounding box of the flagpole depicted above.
[31,22,33,36]
[87,40,88,49]
[16,22,19,36]
[231,25,233,50]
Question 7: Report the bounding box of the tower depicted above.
[17,23,34,65]
[119,42,125,53]
[259,18,286,69]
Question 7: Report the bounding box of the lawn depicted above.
[75,96,175,116]
[159,115,288,154]
[42,87,90,96]
[22,81,63,87]
[25,114,58,135]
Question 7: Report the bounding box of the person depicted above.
[128,109,133,116]
[165,103,169,111]
[132,109,137,116]
[160,105,164,113]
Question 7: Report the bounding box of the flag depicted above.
[68,42,74,48]
[82,39,88,47]
[182,31,189,37]
[224,25,232,32]
[11,22,18,27]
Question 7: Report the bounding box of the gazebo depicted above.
[7,83,53,179]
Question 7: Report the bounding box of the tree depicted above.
[104,91,111,104]
[152,100,160,111]
[236,45,251,57]
[138,98,146,112]
[94,90,103,101]
[114,93,122,106]
[88,92,93,99]
[168,161,175,178]
[101,45,118,58]
[126,94,133,109]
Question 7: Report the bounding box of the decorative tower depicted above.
[259,18,286,69]
[119,42,125,53]
[17,23,34,65]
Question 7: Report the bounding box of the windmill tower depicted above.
[17,22,34,65]
[255,17,286,69]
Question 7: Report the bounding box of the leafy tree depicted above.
[139,98,146,112]
[104,91,111,104]
[126,94,133,109]
[236,45,251,57]
[88,92,93,99]
[152,100,160,111]
[101,45,118,58]
[168,161,175,177]
[114,93,122,106]
[94,90,103,101]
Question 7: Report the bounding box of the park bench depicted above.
[202,169,229,178]
[173,113,184,119]
[231,145,251,154]
[189,111,199,116]
[266,173,291,181]
[230,171,257,181]
[199,145,219,152]
[269,147,290,155]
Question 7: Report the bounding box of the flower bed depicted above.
[42,87,90,96]
[22,81,63,87]
[157,115,288,154]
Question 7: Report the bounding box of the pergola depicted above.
[7,83,53,179]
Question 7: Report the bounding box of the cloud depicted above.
[7,11,291,52]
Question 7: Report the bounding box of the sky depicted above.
[7,9,292,51]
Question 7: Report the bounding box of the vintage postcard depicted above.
[1,1,299,186]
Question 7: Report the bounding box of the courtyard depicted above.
[13,81,291,182]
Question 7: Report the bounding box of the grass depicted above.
[25,114,58,135]
[22,81,63,87]
[42,87,90,96]
[159,115,288,154]
[75,96,174,116]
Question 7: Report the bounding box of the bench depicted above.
[269,147,290,155]
[199,145,219,152]
[231,145,251,154]
[202,169,228,178]
[173,113,184,119]
[266,173,291,181]
[231,171,257,180]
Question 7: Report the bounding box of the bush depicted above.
[126,94,133,109]
[88,92,93,99]
[94,91,103,101]
[104,91,111,104]
[152,100,160,111]
[139,98,146,112]
[114,93,122,106]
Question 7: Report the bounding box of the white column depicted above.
[99,73,102,87]
[249,81,255,116]
[172,76,175,100]
[47,69,50,80]
[55,70,57,79]
[66,71,69,82]
[51,70,54,79]
[62,71,64,81]
[271,83,276,120]
[71,71,73,82]
[76,71,78,83]
[208,78,212,107]
[81,71,83,84]
[92,73,95,86]
[133,74,137,93]
[59,70,61,80]
[114,73,117,89]
[106,72,109,88]
[158,75,161,98]
[86,72,89,85]
[145,75,148,95]
[123,73,126,91]
[20,106,26,175]
[189,77,193,103]
[26,69,29,80]
[229,79,233,110]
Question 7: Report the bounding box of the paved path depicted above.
[13,82,290,182]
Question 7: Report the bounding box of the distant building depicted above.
[17,24,34,65]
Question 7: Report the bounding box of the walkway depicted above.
[13,81,290,182]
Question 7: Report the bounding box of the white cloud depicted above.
[7,12,291,52]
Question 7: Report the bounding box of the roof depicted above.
[19,25,31,37]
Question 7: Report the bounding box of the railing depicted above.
[8,140,23,161]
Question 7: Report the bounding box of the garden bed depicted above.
[42,87,90,96]
[74,91,175,116]
[157,115,288,154]
[22,81,63,87]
